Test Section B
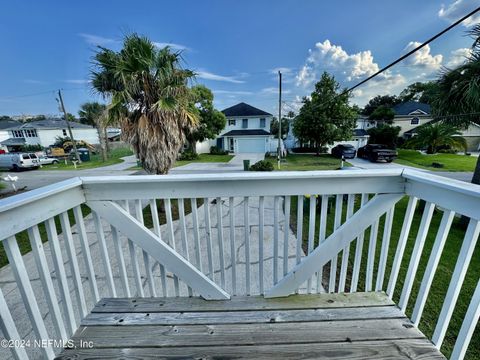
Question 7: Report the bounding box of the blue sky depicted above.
[1,0,479,117]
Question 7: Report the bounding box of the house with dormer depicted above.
[215,102,274,153]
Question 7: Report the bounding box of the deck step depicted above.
[57,293,446,360]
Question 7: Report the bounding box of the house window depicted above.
[411,117,419,125]
[62,129,67,136]
[260,118,266,127]
[242,119,248,128]
[12,130,23,138]
[24,129,38,137]
[228,119,236,126]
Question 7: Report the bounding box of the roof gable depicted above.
[393,101,431,116]
[222,102,272,117]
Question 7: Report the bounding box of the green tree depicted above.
[270,116,289,139]
[432,24,480,184]
[405,122,466,154]
[293,72,357,154]
[185,85,226,153]
[78,102,109,161]
[369,105,395,122]
[399,81,437,104]
[367,124,401,148]
[362,95,400,116]
[91,33,197,174]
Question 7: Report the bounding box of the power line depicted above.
[0,87,87,100]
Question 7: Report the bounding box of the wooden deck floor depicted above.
[56,292,445,359]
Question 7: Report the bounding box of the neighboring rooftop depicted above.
[353,129,369,137]
[6,118,93,130]
[222,102,272,117]
[222,129,271,136]
[0,119,22,130]
[393,101,431,116]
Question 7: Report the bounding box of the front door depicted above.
[228,138,235,152]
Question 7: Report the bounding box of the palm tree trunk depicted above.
[104,127,110,156]
[97,127,107,162]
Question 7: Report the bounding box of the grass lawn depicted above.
[174,153,233,167]
[265,154,345,171]
[288,195,479,359]
[395,149,477,172]
[43,147,133,171]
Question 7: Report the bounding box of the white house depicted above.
[0,118,100,152]
[0,119,22,152]
[205,102,274,154]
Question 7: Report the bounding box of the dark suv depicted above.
[331,144,356,159]
[357,144,398,162]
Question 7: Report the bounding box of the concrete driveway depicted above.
[171,153,265,174]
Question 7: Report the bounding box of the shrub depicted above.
[20,144,44,152]
[431,162,444,168]
[249,160,274,171]
[178,151,199,161]
[210,146,228,155]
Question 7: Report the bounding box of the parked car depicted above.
[357,144,398,162]
[0,152,40,171]
[331,144,356,159]
[38,155,59,165]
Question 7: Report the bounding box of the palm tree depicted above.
[78,102,108,161]
[432,25,480,184]
[91,34,197,174]
[406,122,467,154]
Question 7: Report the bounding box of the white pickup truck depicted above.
[0,153,40,171]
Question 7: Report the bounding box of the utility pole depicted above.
[277,70,282,170]
[58,90,81,163]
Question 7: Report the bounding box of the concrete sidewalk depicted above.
[171,153,265,174]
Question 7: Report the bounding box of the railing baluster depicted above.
[111,223,131,297]
[191,198,203,273]
[283,195,291,276]
[350,193,368,292]
[411,210,454,326]
[366,219,379,292]
[228,197,236,295]
[244,196,251,295]
[135,199,156,297]
[375,205,395,291]
[295,195,303,266]
[329,194,343,292]
[178,198,193,297]
[73,205,99,302]
[43,221,77,334]
[316,195,329,293]
[204,197,214,281]
[339,194,355,293]
[387,196,418,298]
[258,196,264,295]
[93,211,117,297]
[165,198,180,296]
[432,219,480,349]
[307,195,316,293]
[150,199,168,297]
[273,196,279,285]
[0,287,28,360]
[27,225,67,341]
[399,202,435,312]
[3,236,55,359]
[451,278,480,360]
[58,213,88,318]
[216,197,226,290]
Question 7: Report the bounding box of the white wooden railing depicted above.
[0,169,478,359]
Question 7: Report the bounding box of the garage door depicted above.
[236,137,266,153]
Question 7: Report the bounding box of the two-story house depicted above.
[214,102,273,153]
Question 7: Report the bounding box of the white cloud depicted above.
[78,33,118,46]
[153,42,190,51]
[439,0,480,27]
[446,47,473,67]
[404,42,443,70]
[196,70,245,83]
[270,67,293,74]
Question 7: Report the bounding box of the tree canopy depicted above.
[362,95,400,116]
[398,81,437,104]
[367,124,401,148]
[369,105,395,121]
[405,122,466,154]
[270,116,289,139]
[293,72,357,154]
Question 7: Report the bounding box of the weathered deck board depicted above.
[58,293,446,360]
[56,339,445,360]
[92,292,393,313]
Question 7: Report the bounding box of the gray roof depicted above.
[222,129,271,136]
[0,137,26,145]
[0,119,22,130]
[6,118,93,130]
[222,102,272,117]
[393,101,431,116]
[353,129,368,137]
